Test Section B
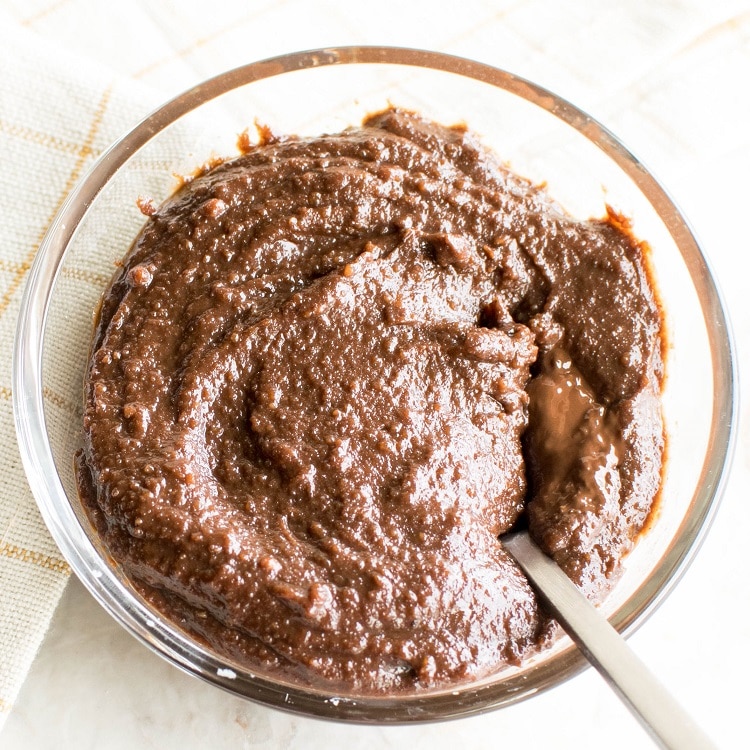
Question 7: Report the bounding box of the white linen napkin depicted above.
[0,19,163,726]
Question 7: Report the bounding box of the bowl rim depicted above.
[12,45,738,723]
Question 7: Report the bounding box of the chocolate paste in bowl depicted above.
[77,108,664,693]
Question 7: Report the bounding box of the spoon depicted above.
[503,532,716,750]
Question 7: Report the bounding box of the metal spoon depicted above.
[503,531,716,750]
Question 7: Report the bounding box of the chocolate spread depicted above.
[77,109,664,693]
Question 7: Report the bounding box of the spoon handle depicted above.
[504,532,716,750]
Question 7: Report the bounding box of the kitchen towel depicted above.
[0,17,166,727]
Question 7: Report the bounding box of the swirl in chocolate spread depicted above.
[77,108,664,693]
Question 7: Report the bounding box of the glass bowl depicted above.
[13,47,737,723]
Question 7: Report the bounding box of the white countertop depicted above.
[2,1,749,747]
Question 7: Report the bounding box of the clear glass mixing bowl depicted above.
[13,47,737,722]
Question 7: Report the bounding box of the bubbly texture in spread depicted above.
[77,109,664,693]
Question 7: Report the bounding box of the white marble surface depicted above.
[2,0,750,747]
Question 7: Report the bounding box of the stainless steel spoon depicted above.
[504,532,716,750]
